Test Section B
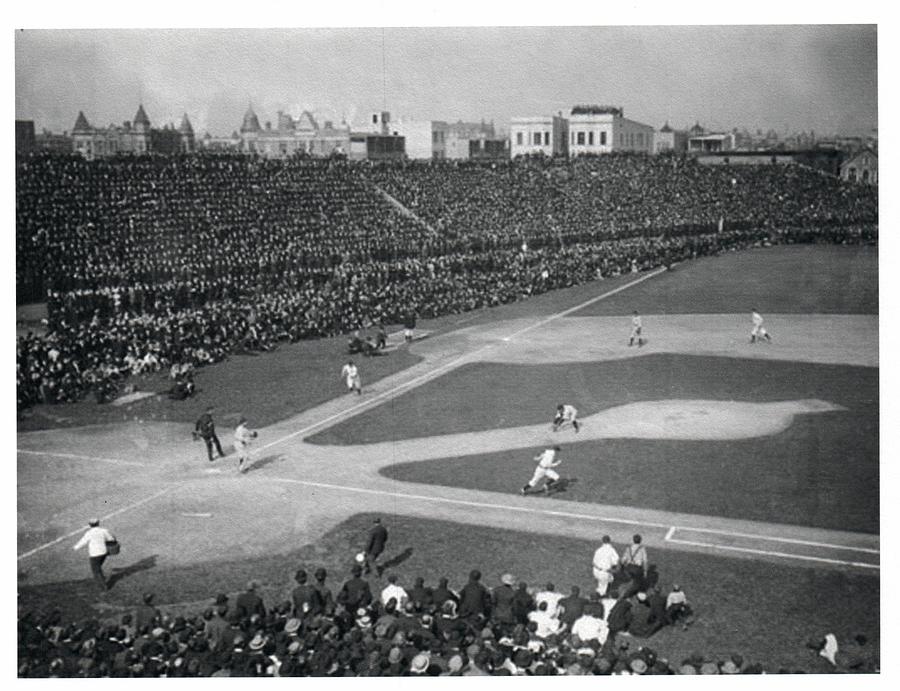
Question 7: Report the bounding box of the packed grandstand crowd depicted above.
[16,151,877,409]
[17,553,877,677]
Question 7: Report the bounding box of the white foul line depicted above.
[267,477,879,569]
[257,268,668,453]
[17,487,173,560]
[669,525,879,554]
[666,538,879,570]
[267,476,672,528]
[17,449,145,468]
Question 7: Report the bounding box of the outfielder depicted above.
[341,360,362,395]
[628,311,645,347]
[552,403,580,433]
[233,417,258,473]
[522,446,562,495]
[750,310,772,343]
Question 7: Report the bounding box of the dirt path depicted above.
[17,303,880,584]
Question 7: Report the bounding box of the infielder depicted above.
[341,360,362,395]
[750,310,772,343]
[628,311,645,347]
[233,417,258,473]
[552,403,580,433]
[522,446,562,495]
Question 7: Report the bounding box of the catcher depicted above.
[234,417,259,473]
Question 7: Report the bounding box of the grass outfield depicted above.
[572,245,877,316]
[18,512,878,673]
[312,355,878,533]
[16,338,422,433]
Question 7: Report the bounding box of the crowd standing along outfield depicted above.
[16,152,876,411]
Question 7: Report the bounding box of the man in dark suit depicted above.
[313,568,334,615]
[558,585,588,629]
[365,517,388,576]
[194,406,224,461]
[234,580,266,620]
[458,569,491,621]
[338,564,373,612]
[491,574,517,627]
[291,569,320,618]
[431,577,458,609]
[134,592,159,630]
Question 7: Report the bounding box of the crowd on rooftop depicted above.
[16,152,877,410]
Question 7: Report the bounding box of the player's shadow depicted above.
[107,555,158,589]
[245,454,285,474]
[378,547,414,572]
[547,478,578,495]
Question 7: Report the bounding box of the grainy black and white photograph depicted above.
[12,3,888,680]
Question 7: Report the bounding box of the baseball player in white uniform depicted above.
[628,311,645,347]
[233,417,258,473]
[341,360,362,395]
[522,446,562,495]
[552,403,580,433]
[750,310,772,343]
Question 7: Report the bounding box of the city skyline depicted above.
[16,26,877,138]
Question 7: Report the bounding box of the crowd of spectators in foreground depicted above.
[16,152,877,410]
[17,552,876,677]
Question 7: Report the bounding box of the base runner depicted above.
[522,446,562,495]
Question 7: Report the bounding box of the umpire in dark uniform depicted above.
[364,517,388,576]
[195,406,224,461]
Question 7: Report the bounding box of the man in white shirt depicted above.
[380,574,409,609]
[73,518,116,591]
[534,582,565,619]
[592,535,620,596]
[750,309,772,343]
[527,601,562,639]
[571,610,610,645]
[522,446,562,495]
[234,417,257,473]
[341,360,362,395]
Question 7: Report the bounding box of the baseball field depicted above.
[16,243,879,671]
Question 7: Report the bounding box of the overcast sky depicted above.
[15,25,877,137]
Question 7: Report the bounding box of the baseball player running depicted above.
[552,403,580,433]
[341,360,362,395]
[750,310,772,343]
[628,311,645,347]
[522,446,563,495]
[233,417,258,473]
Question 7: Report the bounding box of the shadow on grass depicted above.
[107,555,159,589]
[378,547,414,573]
[245,454,285,474]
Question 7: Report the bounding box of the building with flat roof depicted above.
[567,105,654,155]
[510,115,569,157]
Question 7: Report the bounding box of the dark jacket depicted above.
[512,587,535,624]
[491,585,516,624]
[458,581,491,620]
[338,577,373,611]
[366,525,388,556]
[558,595,587,626]
[291,584,321,617]
[606,598,633,635]
[234,590,266,620]
[195,413,216,439]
